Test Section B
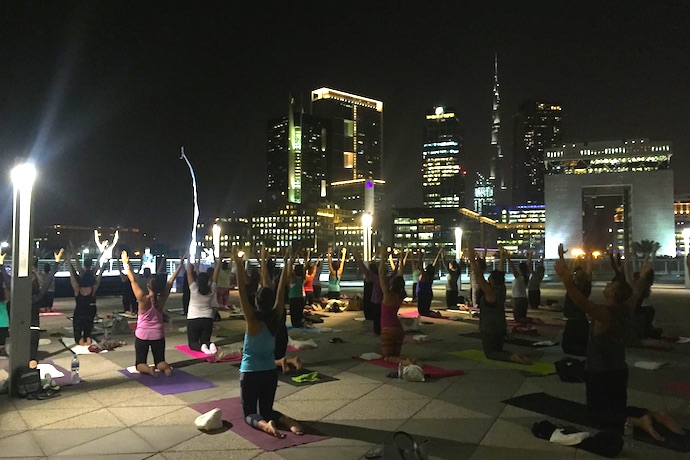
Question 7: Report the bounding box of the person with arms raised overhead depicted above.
[233,246,303,438]
[121,250,184,377]
[327,247,347,300]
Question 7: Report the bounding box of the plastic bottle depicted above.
[398,362,403,380]
[71,354,80,384]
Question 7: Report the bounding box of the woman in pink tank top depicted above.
[378,247,414,365]
[122,250,184,377]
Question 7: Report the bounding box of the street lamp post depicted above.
[455,227,463,291]
[362,213,373,262]
[8,163,36,393]
[212,224,221,259]
[682,228,690,289]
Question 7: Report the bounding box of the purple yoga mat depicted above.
[191,397,327,451]
[119,368,216,395]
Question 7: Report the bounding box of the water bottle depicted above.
[71,355,80,384]
[398,362,403,380]
[624,420,634,449]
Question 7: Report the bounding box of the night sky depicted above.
[1,1,689,248]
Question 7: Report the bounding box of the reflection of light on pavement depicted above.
[181,147,200,262]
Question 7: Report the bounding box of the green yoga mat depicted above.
[449,349,556,375]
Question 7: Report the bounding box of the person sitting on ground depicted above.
[555,244,684,441]
[310,255,324,303]
[216,259,233,309]
[36,249,62,313]
[416,248,443,318]
[468,248,531,364]
[411,251,423,303]
[185,255,220,354]
[528,256,545,310]
[273,246,303,372]
[122,250,183,377]
[287,257,306,328]
[66,250,104,346]
[303,249,316,306]
[118,255,137,315]
[355,249,404,335]
[0,252,10,357]
[508,251,531,324]
[561,252,593,356]
[327,247,347,300]
[469,249,487,310]
[441,249,461,310]
[233,246,303,438]
[379,247,414,365]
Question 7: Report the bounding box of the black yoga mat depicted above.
[502,392,690,452]
[461,332,554,348]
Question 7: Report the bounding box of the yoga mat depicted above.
[507,319,564,329]
[665,382,690,394]
[449,349,556,375]
[361,358,464,379]
[277,367,339,386]
[174,344,242,363]
[399,310,450,320]
[461,332,553,348]
[38,360,74,387]
[503,392,690,452]
[60,337,107,354]
[118,368,216,395]
[39,311,64,317]
[191,397,327,451]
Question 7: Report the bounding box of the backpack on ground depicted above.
[11,367,41,398]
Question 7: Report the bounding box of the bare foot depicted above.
[85,337,93,346]
[78,338,86,346]
[290,424,304,435]
[275,357,289,373]
[28,360,38,369]
[652,411,685,435]
[635,414,665,441]
[137,364,157,377]
[290,357,303,370]
[266,420,286,438]
[510,353,532,365]
[157,362,173,377]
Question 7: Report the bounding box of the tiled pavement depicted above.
[1,282,690,459]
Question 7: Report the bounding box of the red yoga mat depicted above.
[361,357,464,379]
[191,397,327,451]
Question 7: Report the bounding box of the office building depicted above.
[311,88,384,215]
[422,107,465,208]
[266,99,328,206]
[544,139,674,258]
[513,101,563,205]
[474,172,495,215]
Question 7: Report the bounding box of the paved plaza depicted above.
[1,281,690,459]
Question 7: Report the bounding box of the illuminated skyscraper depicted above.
[422,107,465,208]
[512,101,563,205]
[266,98,327,206]
[473,172,495,214]
[490,54,506,202]
[311,88,384,215]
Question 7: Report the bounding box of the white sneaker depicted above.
[200,344,211,354]
[209,343,218,354]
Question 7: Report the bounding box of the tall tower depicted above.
[512,101,563,205]
[422,107,465,208]
[490,54,506,199]
[266,97,327,207]
[311,88,384,214]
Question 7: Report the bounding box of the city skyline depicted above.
[1,2,689,247]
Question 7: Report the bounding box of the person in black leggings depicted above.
[66,250,104,346]
[234,246,303,439]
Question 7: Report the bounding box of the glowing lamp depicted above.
[571,248,585,258]
[212,224,221,258]
[11,163,36,277]
[454,228,463,259]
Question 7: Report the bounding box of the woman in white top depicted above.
[186,258,220,354]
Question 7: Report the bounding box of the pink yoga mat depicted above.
[191,397,327,451]
[39,311,64,317]
[361,357,464,378]
[174,344,242,363]
[119,368,216,395]
[665,382,690,394]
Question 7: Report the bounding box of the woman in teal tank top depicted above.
[327,247,347,300]
[234,246,303,438]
